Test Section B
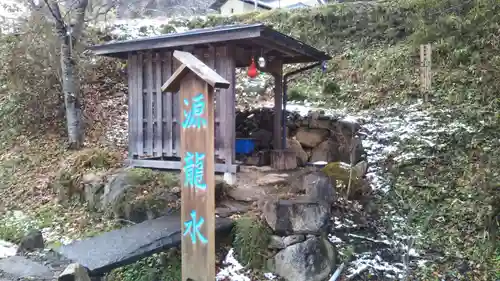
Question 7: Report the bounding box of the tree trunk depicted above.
[61,38,83,149]
[45,0,88,149]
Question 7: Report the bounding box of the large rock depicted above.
[321,162,372,199]
[353,160,369,177]
[261,199,331,235]
[268,235,285,249]
[82,172,107,210]
[286,138,309,166]
[302,172,336,203]
[58,263,91,281]
[309,140,340,163]
[101,168,131,208]
[295,128,330,148]
[17,229,44,254]
[268,236,336,281]
[101,168,180,223]
[283,234,305,247]
[304,112,333,130]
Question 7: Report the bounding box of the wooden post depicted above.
[271,150,297,170]
[420,44,432,102]
[272,61,283,150]
[162,50,230,281]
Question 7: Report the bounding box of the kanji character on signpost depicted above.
[183,210,208,245]
[183,93,208,129]
[183,151,207,190]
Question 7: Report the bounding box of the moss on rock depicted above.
[51,148,122,203]
[110,169,181,222]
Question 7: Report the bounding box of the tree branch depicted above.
[43,0,67,39]
[70,0,88,41]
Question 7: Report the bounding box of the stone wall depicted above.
[259,172,339,281]
[235,107,366,166]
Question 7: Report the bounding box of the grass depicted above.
[232,214,272,270]
[108,252,182,281]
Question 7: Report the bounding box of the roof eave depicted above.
[89,24,266,57]
[88,24,331,63]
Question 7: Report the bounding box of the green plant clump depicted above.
[109,253,181,281]
[232,214,272,270]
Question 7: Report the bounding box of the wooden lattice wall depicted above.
[126,46,237,173]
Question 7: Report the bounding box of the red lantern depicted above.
[247,57,258,78]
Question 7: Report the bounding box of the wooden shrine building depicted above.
[90,23,331,174]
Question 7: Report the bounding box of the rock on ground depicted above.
[302,172,336,203]
[295,128,330,148]
[0,256,53,280]
[261,199,331,235]
[268,236,336,281]
[58,263,91,281]
[17,229,44,254]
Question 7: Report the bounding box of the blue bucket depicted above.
[235,138,256,155]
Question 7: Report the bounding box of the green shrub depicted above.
[232,215,272,269]
[0,211,40,243]
[109,252,181,281]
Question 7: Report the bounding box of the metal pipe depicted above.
[281,61,324,149]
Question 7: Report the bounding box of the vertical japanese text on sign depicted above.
[183,210,208,245]
[181,90,209,247]
[183,93,207,129]
[183,151,207,190]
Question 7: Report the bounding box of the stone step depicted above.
[55,213,233,276]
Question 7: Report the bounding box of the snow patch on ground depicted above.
[0,211,73,247]
[216,248,277,281]
[0,240,17,258]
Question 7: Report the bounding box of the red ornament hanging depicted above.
[247,56,258,78]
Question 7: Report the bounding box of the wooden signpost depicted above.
[161,50,230,281]
[420,43,432,102]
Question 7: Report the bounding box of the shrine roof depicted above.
[89,23,331,64]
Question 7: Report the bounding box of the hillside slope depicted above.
[0,0,498,280]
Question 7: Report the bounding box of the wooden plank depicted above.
[155,52,163,156]
[172,53,181,156]
[161,64,188,93]
[215,46,236,172]
[136,52,144,156]
[162,50,231,92]
[162,51,173,156]
[202,47,220,158]
[272,61,283,150]
[215,47,226,163]
[178,72,216,281]
[229,50,236,164]
[127,53,138,158]
[146,51,154,156]
[127,159,240,174]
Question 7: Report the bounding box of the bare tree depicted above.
[23,0,89,149]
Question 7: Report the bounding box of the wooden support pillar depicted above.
[216,46,237,184]
[272,61,283,150]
